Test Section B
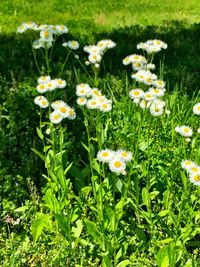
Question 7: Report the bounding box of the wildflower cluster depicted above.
[34,75,76,124]
[123,40,168,117]
[97,149,132,175]
[181,160,200,186]
[137,39,167,54]
[84,39,116,67]
[76,83,112,112]
[17,21,69,49]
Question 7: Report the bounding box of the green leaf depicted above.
[36,127,44,140]
[64,162,73,175]
[14,206,28,212]
[158,210,169,217]
[72,219,83,238]
[102,256,113,267]
[142,187,149,207]
[81,142,90,152]
[92,159,101,174]
[117,260,130,267]
[55,214,69,240]
[84,219,103,247]
[31,148,45,161]
[31,213,51,243]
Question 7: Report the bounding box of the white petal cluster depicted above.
[36,76,66,93]
[175,125,193,137]
[76,83,112,113]
[50,100,76,123]
[137,39,167,54]
[34,96,49,109]
[17,22,69,49]
[63,40,79,50]
[84,39,116,65]
[131,70,157,85]
[97,149,132,175]
[193,103,200,115]
[181,160,200,186]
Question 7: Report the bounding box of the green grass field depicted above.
[1,0,200,35]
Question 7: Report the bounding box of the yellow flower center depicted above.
[60,107,67,113]
[154,89,159,93]
[114,161,122,168]
[54,114,60,120]
[91,101,97,105]
[69,109,75,115]
[197,106,200,111]
[41,100,47,105]
[93,55,97,60]
[40,85,45,89]
[184,128,189,133]
[122,152,127,157]
[134,91,140,96]
[158,80,163,85]
[146,78,152,83]
[102,152,109,157]
[80,98,85,103]
[41,76,46,80]
[194,175,200,182]
[44,31,49,38]
[102,104,108,109]
[139,75,144,79]
[185,161,192,165]
[58,80,63,84]
[154,108,160,112]
[191,167,198,172]
[134,55,139,60]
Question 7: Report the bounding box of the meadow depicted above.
[0,1,200,266]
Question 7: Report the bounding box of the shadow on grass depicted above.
[0,20,200,92]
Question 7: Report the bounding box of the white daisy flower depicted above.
[122,56,132,65]
[89,88,102,98]
[38,75,51,84]
[153,79,166,88]
[77,97,87,106]
[23,21,38,30]
[116,150,133,162]
[189,172,200,186]
[179,126,193,137]
[86,98,100,109]
[88,53,101,63]
[129,88,144,100]
[68,107,76,120]
[33,39,43,49]
[139,100,152,109]
[56,25,68,34]
[109,157,126,175]
[55,79,66,89]
[46,80,57,91]
[36,83,48,94]
[186,138,191,142]
[50,111,63,124]
[34,96,49,108]
[66,40,79,50]
[147,63,156,70]
[97,149,115,163]
[56,103,70,118]
[197,128,200,134]
[40,30,53,41]
[175,126,181,133]
[181,160,196,170]
[152,99,166,108]
[143,92,155,102]
[150,105,164,116]
[149,87,165,97]
[99,101,112,112]
[188,165,200,174]
[84,45,100,54]
[51,100,66,110]
[97,40,108,51]
[193,103,200,115]
[105,39,116,49]
[17,24,28,33]
[76,83,91,97]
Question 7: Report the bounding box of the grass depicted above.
[0,0,200,35]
